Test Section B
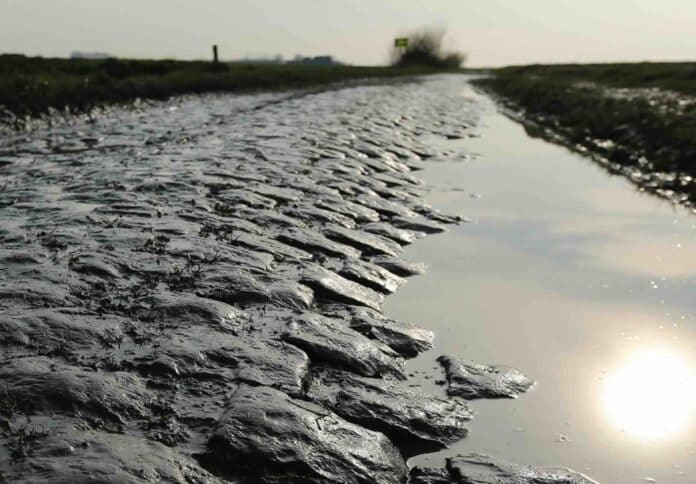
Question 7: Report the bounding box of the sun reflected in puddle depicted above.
[602,348,696,440]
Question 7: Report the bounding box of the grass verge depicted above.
[0,54,447,121]
[474,63,696,207]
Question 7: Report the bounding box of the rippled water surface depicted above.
[386,84,696,483]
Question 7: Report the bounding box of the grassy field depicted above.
[0,54,445,120]
[475,63,696,204]
[484,63,696,95]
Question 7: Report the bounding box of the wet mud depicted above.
[1,75,593,482]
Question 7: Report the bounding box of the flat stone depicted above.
[322,304,433,357]
[285,177,343,197]
[167,237,273,272]
[1,419,225,484]
[194,215,264,235]
[247,184,303,203]
[374,185,420,203]
[0,251,46,265]
[437,355,534,399]
[316,159,366,176]
[355,195,418,218]
[232,206,306,228]
[208,170,267,184]
[266,280,315,310]
[301,265,384,310]
[372,256,427,277]
[0,357,151,424]
[307,369,471,455]
[353,143,397,164]
[323,181,380,199]
[447,454,597,483]
[68,253,122,279]
[0,309,123,355]
[0,279,76,308]
[198,266,314,312]
[143,292,243,331]
[374,171,422,186]
[414,205,464,225]
[278,227,361,259]
[391,216,447,234]
[197,267,272,305]
[206,337,310,396]
[363,222,423,245]
[385,145,423,162]
[282,313,405,379]
[315,197,381,223]
[231,232,313,261]
[408,466,451,484]
[283,204,357,229]
[203,384,408,483]
[324,226,403,257]
[339,258,405,294]
[216,189,277,209]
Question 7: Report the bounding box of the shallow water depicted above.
[386,84,696,483]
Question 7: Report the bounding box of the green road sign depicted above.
[394,37,409,48]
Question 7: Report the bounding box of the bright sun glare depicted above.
[602,349,696,440]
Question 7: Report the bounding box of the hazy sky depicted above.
[1,0,694,66]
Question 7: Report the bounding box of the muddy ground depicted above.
[0,75,595,483]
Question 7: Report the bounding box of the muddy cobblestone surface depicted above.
[0,75,595,483]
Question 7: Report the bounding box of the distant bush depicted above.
[391,30,466,69]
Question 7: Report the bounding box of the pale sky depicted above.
[1,0,694,67]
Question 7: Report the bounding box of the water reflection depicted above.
[601,348,696,440]
[387,86,696,483]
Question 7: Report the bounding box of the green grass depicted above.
[0,54,443,119]
[475,63,696,203]
[488,62,696,95]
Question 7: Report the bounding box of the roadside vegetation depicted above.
[391,30,465,69]
[0,54,440,121]
[476,63,696,206]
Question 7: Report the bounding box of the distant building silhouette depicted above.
[71,51,111,59]
[227,54,342,66]
[288,55,342,66]
[228,55,284,65]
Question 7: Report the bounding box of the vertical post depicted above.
[212,45,219,64]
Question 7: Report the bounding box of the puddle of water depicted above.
[386,84,696,483]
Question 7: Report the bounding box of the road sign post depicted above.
[394,37,409,60]
[394,38,409,48]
